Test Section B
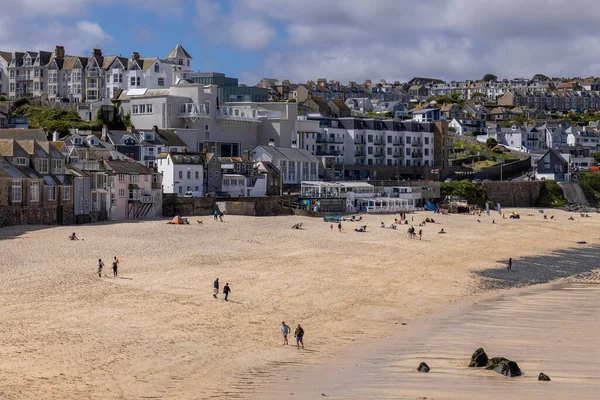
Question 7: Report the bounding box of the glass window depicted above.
[30,182,39,202]
[187,171,191,179]
[48,186,57,201]
[62,186,70,201]
[118,174,125,182]
[195,171,199,179]
[178,171,183,179]
[119,189,125,197]
[12,181,22,202]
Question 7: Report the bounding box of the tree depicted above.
[482,74,498,82]
[491,145,504,154]
[594,152,600,165]
[486,137,498,148]
[448,126,457,133]
[471,92,486,98]
[533,74,549,82]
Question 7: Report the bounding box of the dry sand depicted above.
[0,209,598,399]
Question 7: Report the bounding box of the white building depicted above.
[156,152,204,196]
[251,144,319,185]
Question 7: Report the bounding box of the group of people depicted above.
[213,210,225,222]
[97,256,119,278]
[280,321,305,349]
[407,226,422,240]
[213,278,232,301]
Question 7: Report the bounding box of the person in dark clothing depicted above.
[507,258,512,271]
[338,222,342,233]
[418,229,422,240]
[213,278,219,298]
[97,259,104,277]
[223,283,231,301]
[112,256,119,277]
[295,324,304,349]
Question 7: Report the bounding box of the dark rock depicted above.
[538,372,551,381]
[486,357,522,377]
[469,348,489,367]
[417,362,430,373]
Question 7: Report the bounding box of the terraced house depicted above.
[0,135,73,227]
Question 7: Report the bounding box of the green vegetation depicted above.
[12,104,128,136]
[453,138,520,162]
[578,172,600,205]
[533,74,549,81]
[0,95,6,101]
[426,92,465,107]
[536,180,567,207]
[486,137,498,148]
[470,92,486,98]
[448,126,457,133]
[594,152,600,164]
[469,130,486,136]
[491,145,504,154]
[482,74,498,82]
[566,110,600,123]
[441,181,486,206]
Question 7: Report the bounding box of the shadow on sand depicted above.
[477,243,600,290]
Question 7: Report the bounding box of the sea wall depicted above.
[482,181,544,207]
[162,194,216,217]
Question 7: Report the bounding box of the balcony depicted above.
[393,153,403,158]
[87,69,104,78]
[354,138,366,144]
[316,149,343,156]
[392,141,403,146]
[316,135,344,144]
[411,152,423,158]
[141,195,155,204]
[216,106,266,126]
[178,103,210,122]
[374,153,385,158]
[412,142,423,147]
[15,75,33,81]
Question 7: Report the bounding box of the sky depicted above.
[2,0,600,85]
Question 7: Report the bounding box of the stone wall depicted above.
[0,204,60,228]
[162,194,216,217]
[451,157,531,181]
[482,181,544,207]
[222,195,298,216]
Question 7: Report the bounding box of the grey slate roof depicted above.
[104,160,154,174]
[0,129,47,141]
[254,145,318,163]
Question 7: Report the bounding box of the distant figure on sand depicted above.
[219,212,224,222]
[112,256,119,277]
[223,283,231,301]
[295,324,305,349]
[69,232,79,240]
[419,229,422,240]
[492,219,495,224]
[381,222,385,228]
[338,222,342,233]
[330,223,333,230]
[214,210,219,221]
[438,228,445,234]
[97,258,104,277]
[213,278,219,298]
[280,321,290,345]
[508,258,512,271]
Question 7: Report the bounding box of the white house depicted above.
[251,144,319,185]
[412,108,442,122]
[156,152,204,196]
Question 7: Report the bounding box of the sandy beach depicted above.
[0,209,598,399]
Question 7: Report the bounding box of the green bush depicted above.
[470,130,486,136]
[0,95,6,101]
[578,172,600,205]
[491,145,504,154]
[441,181,486,206]
[486,137,498,148]
[536,180,567,207]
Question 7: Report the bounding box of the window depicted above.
[178,59,184,65]
[187,171,191,179]
[154,64,159,73]
[118,174,125,182]
[118,188,125,197]
[406,148,411,156]
[139,104,146,114]
[130,77,136,86]
[204,101,210,114]
[10,83,15,92]
[178,171,183,179]
[62,186,70,201]
[131,175,139,183]
[15,157,27,166]
[30,182,39,202]
[178,186,183,194]
[48,186,57,201]
[406,136,411,144]
[10,70,15,79]
[194,186,199,192]
[158,78,164,86]
[39,159,48,174]
[187,59,190,67]
[132,105,138,114]
[425,149,429,156]
[147,104,153,113]
[148,148,154,154]
[113,73,118,83]
[195,171,199,179]
[52,159,63,172]
[425,137,429,145]
[34,69,39,77]
[209,171,213,179]
[12,181,22,202]
[137,77,140,86]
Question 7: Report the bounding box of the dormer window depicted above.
[15,157,27,166]
[73,137,83,145]
[144,132,154,141]
[178,59,184,65]
[154,64,159,73]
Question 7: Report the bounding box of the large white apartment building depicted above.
[2,44,192,102]
[296,117,435,168]
[118,82,297,158]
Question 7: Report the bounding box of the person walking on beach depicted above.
[213,278,219,298]
[280,321,290,345]
[219,212,224,222]
[419,229,422,240]
[508,258,512,271]
[97,258,104,277]
[112,256,119,278]
[223,282,231,301]
[330,223,333,230]
[338,222,342,233]
[214,210,219,221]
[295,324,305,349]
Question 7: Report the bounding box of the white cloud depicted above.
[229,20,276,51]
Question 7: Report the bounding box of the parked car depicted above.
[482,179,492,183]
[444,178,454,182]
[215,191,231,197]
[183,191,193,198]
[472,179,482,184]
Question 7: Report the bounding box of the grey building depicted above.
[180,72,269,103]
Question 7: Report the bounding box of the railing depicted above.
[393,153,403,158]
[355,151,365,156]
[393,141,403,146]
[178,103,210,118]
[16,75,32,81]
[316,136,344,144]
[316,150,343,156]
[141,195,154,204]
[87,69,103,78]
[216,106,266,122]
[411,153,423,158]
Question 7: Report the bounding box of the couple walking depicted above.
[280,322,305,349]
[97,256,119,278]
[213,278,231,301]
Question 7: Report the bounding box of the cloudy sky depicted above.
[2,0,599,84]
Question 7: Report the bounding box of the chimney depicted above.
[132,52,140,60]
[317,78,327,88]
[92,48,102,57]
[52,131,59,142]
[101,125,108,142]
[291,140,298,149]
[268,138,275,147]
[54,45,65,59]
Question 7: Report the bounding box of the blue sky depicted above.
[2,0,600,84]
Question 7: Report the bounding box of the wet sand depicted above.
[257,282,600,399]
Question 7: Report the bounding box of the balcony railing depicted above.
[411,152,423,158]
[393,141,403,146]
[178,103,210,119]
[87,69,104,78]
[316,136,344,144]
[355,151,365,156]
[216,106,266,124]
[141,195,154,204]
[316,149,343,156]
[393,153,403,158]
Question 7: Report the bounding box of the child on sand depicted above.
[112,256,119,278]
[69,232,79,240]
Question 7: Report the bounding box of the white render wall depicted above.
[156,156,204,196]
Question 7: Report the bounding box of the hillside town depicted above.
[2,43,600,227]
